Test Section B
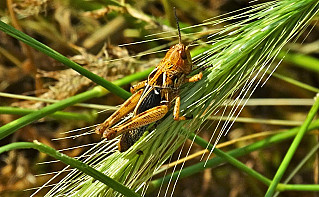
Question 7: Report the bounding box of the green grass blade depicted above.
[0,141,141,197]
[0,87,102,140]
[0,106,95,122]
[265,95,319,196]
[278,51,319,73]
[278,184,319,192]
[274,143,319,196]
[149,119,319,190]
[191,133,272,185]
[0,92,117,110]
[0,20,130,99]
[271,72,319,93]
[192,132,319,193]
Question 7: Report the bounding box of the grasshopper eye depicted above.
[180,50,187,59]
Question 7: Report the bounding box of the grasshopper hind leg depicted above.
[95,89,143,135]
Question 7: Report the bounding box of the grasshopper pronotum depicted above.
[95,10,203,152]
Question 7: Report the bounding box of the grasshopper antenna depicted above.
[174,7,182,44]
[173,8,212,48]
[174,8,208,48]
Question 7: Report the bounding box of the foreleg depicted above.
[173,96,188,121]
[185,72,203,83]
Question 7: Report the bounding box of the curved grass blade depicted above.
[0,141,141,197]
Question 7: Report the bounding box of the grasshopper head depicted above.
[149,8,193,87]
[164,43,193,74]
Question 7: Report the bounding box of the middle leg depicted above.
[173,95,187,121]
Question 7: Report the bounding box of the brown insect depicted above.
[95,10,203,152]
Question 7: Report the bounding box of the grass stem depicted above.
[265,95,319,196]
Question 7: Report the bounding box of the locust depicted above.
[95,10,203,152]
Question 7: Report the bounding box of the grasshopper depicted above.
[95,11,203,152]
